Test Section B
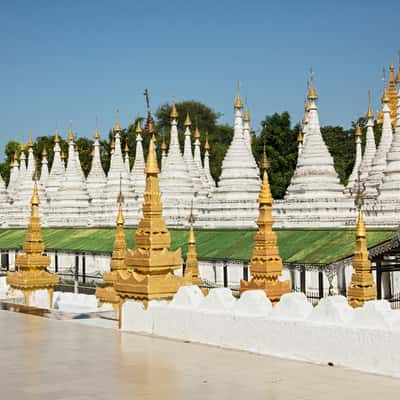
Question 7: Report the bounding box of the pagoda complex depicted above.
[240,149,290,304]
[114,104,190,309]
[7,181,59,307]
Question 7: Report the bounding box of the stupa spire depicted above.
[234,80,243,109]
[7,180,59,307]
[348,179,377,307]
[96,188,127,315]
[131,118,146,198]
[240,154,291,304]
[389,63,398,126]
[360,92,377,183]
[346,124,363,195]
[364,77,394,199]
[184,205,202,286]
[203,131,215,188]
[243,100,252,151]
[45,129,65,199]
[40,148,49,184]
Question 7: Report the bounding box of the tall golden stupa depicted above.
[240,148,291,304]
[7,181,59,307]
[115,97,190,308]
[378,62,399,126]
[96,191,127,315]
[348,180,377,308]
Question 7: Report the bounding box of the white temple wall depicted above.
[121,287,400,378]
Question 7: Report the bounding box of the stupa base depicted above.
[240,278,291,305]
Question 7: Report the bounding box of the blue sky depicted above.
[1,0,399,155]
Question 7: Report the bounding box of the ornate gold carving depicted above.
[388,63,398,126]
[115,103,190,308]
[348,178,377,308]
[7,182,59,306]
[240,148,291,304]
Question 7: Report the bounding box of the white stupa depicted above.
[130,120,146,201]
[159,101,195,226]
[345,125,363,195]
[46,127,90,226]
[45,132,65,200]
[364,85,393,200]
[359,98,377,183]
[198,86,260,228]
[203,132,216,190]
[275,78,353,227]
[105,119,137,226]
[87,128,107,226]
[7,153,20,198]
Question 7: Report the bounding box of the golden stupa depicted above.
[7,181,59,307]
[95,193,127,315]
[240,148,291,304]
[183,208,202,286]
[348,181,377,308]
[388,63,398,126]
[115,101,190,308]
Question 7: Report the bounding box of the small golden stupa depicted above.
[96,192,127,315]
[240,148,291,304]
[348,178,377,308]
[388,63,398,126]
[184,207,202,286]
[115,97,190,308]
[7,181,59,307]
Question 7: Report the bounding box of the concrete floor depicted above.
[0,310,399,400]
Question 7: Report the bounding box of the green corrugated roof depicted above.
[0,227,396,266]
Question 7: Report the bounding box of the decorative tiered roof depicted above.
[115,129,190,308]
[348,185,376,307]
[240,149,290,304]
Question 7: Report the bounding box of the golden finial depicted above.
[367,90,374,119]
[382,67,389,103]
[355,123,362,137]
[184,112,192,126]
[297,127,304,143]
[54,130,60,143]
[93,128,100,140]
[135,118,142,135]
[111,136,115,150]
[42,148,47,157]
[234,80,243,109]
[161,135,167,151]
[28,132,33,148]
[61,151,66,161]
[389,63,395,84]
[194,121,201,140]
[124,141,129,153]
[170,97,179,119]
[143,89,157,138]
[114,110,121,132]
[307,68,318,100]
[68,121,74,141]
[13,152,19,162]
[145,133,160,174]
[116,176,125,224]
[261,142,269,173]
[204,132,210,151]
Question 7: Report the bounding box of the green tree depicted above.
[254,112,298,199]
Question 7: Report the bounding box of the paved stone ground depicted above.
[0,310,399,400]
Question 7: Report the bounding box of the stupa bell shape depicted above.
[87,128,107,226]
[284,98,345,200]
[364,92,393,199]
[378,87,400,202]
[359,101,377,183]
[183,114,209,196]
[345,126,363,195]
[10,142,37,227]
[106,121,137,226]
[198,86,260,228]
[130,120,146,203]
[159,102,196,226]
[45,132,65,200]
[46,128,90,226]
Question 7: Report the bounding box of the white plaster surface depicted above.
[121,287,400,377]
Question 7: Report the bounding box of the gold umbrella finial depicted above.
[184,112,192,127]
[234,80,243,109]
[307,68,318,100]
[170,97,179,119]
